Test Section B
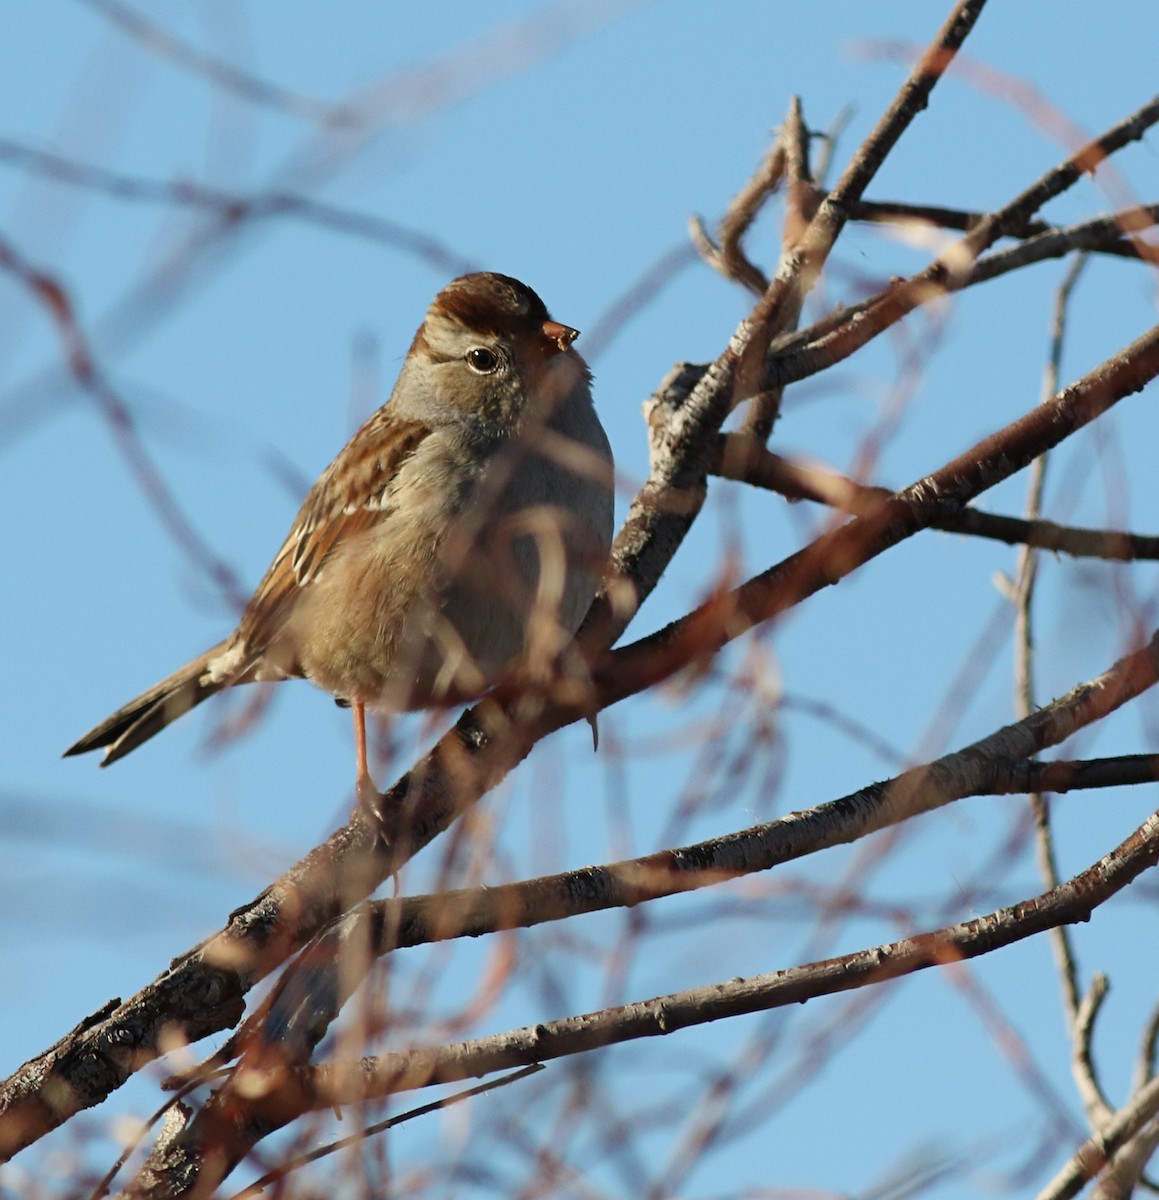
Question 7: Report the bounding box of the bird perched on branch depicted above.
[66,272,615,796]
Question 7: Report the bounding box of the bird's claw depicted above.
[355,771,384,820]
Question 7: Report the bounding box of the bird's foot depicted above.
[355,771,384,822]
[354,773,402,895]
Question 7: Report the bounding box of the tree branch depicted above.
[147,801,1159,1199]
[711,436,1159,561]
[765,97,1159,390]
[215,745,1159,1078]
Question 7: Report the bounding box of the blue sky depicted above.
[2,2,1159,1196]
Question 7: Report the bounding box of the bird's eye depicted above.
[465,347,500,375]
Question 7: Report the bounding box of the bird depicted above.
[65,272,615,795]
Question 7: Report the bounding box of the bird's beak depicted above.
[542,320,579,354]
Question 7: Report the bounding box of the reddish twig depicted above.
[712,436,1159,561]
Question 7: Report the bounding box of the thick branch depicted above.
[603,320,1159,704]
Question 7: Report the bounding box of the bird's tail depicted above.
[64,640,233,766]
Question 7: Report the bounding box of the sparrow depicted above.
[65,272,615,793]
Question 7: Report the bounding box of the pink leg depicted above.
[353,700,370,786]
[352,700,385,817]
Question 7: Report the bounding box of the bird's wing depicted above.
[237,414,432,656]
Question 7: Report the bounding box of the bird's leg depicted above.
[352,702,396,888]
[352,701,379,809]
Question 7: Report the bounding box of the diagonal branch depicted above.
[603,318,1159,704]
[689,128,785,295]
[1039,1071,1159,1200]
[0,234,250,611]
[0,139,479,277]
[731,0,989,401]
[583,1,990,660]
[227,743,1159,1074]
[72,0,354,125]
[853,198,1158,262]
[712,437,1159,561]
[157,801,1159,1192]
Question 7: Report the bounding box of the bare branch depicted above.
[188,804,1159,1151]
[689,134,784,296]
[0,233,250,610]
[712,436,1159,561]
[1136,1000,1159,1095]
[606,318,1159,705]
[1016,255,1114,1131]
[1039,1072,1159,1200]
[5,293,1159,1165]
[736,98,818,442]
[72,0,355,125]
[11,11,1159,1190]
[581,242,700,362]
[0,139,479,277]
[218,743,1159,1081]
[118,792,1159,1192]
[767,97,1159,390]
[585,4,994,658]
[225,1065,544,1200]
[732,0,990,402]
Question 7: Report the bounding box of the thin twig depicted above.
[764,98,1159,392]
[87,1076,209,1200]
[689,134,784,296]
[1016,256,1114,1130]
[1039,1071,1159,1200]
[733,0,991,403]
[226,1065,544,1200]
[605,318,1159,706]
[760,200,1159,403]
[711,436,1159,561]
[590,0,992,672]
[581,242,700,362]
[1134,999,1159,1095]
[737,98,816,442]
[812,104,856,188]
[0,234,250,611]
[0,139,479,276]
[73,0,355,124]
[853,198,1052,234]
[850,199,1159,264]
